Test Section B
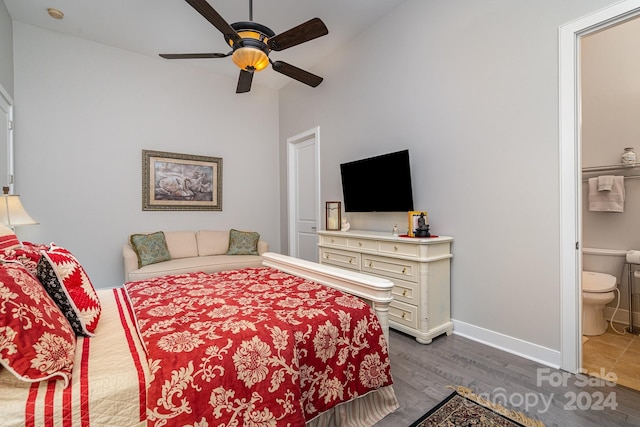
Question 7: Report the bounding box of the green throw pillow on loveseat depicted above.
[130,231,171,268]
[226,229,260,255]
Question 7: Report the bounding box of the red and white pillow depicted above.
[36,245,101,337]
[0,223,21,251]
[0,262,76,387]
[2,241,51,276]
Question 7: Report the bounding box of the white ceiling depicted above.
[4,0,408,90]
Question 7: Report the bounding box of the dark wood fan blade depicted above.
[268,18,328,51]
[184,0,241,45]
[159,52,229,59]
[271,61,323,87]
[236,70,253,93]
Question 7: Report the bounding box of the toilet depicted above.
[582,271,617,336]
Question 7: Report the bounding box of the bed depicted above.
[0,251,399,427]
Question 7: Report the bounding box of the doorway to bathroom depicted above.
[580,12,640,391]
[560,0,640,388]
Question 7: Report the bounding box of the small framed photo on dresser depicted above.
[326,201,342,231]
[408,211,428,237]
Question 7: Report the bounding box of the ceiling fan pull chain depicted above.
[249,0,253,21]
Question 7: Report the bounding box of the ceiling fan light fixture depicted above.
[161,1,328,92]
[232,46,270,72]
[227,30,267,47]
[225,22,274,72]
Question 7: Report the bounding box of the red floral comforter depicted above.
[124,267,393,427]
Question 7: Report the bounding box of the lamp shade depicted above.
[0,194,38,228]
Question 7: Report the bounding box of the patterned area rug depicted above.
[409,386,545,427]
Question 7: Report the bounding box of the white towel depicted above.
[588,176,625,212]
[597,175,614,191]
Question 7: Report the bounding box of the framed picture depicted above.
[142,150,222,211]
[326,201,342,231]
[408,211,428,237]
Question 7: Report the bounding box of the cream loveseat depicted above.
[123,230,269,282]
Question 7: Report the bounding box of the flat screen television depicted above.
[340,149,414,212]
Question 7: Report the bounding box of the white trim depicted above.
[559,0,640,373]
[0,84,13,194]
[604,305,639,327]
[452,319,561,369]
[286,127,321,257]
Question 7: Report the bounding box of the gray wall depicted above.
[0,0,13,96]
[12,22,281,288]
[279,0,617,361]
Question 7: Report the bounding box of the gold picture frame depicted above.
[326,201,342,231]
[142,150,222,211]
[408,211,428,237]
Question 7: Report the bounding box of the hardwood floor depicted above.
[376,330,640,427]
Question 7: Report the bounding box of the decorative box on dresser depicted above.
[317,229,453,344]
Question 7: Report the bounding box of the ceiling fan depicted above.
[160,0,329,93]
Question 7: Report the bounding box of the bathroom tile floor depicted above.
[582,322,640,391]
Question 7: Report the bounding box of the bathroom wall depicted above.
[581,16,640,323]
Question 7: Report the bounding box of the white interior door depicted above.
[287,127,321,262]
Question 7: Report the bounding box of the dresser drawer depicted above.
[320,248,360,271]
[391,277,419,305]
[347,238,378,252]
[362,254,418,283]
[320,235,347,247]
[389,300,418,329]
[379,241,420,258]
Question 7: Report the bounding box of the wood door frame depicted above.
[287,126,321,258]
[559,0,640,373]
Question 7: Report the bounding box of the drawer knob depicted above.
[349,258,354,264]
[402,267,407,274]
[401,312,407,319]
[368,261,373,268]
[358,242,363,246]
[331,238,335,243]
[325,254,329,259]
[394,246,398,251]
[402,289,408,297]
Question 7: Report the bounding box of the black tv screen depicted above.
[340,150,414,212]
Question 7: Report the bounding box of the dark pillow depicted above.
[129,231,171,268]
[226,229,260,255]
[37,245,102,337]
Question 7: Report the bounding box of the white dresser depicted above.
[317,229,453,344]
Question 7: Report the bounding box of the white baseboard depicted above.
[451,319,561,369]
[604,306,639,327]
